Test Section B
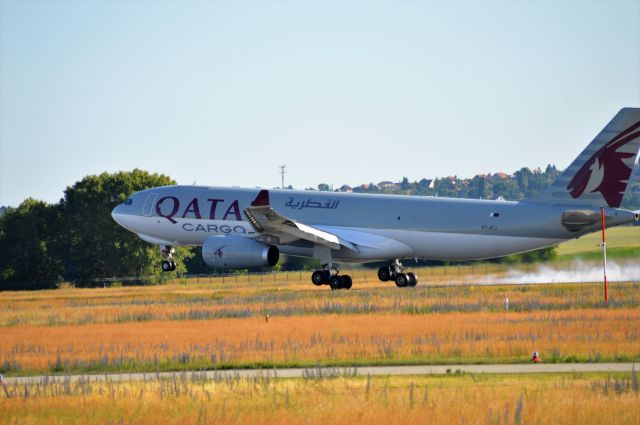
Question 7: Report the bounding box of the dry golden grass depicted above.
[2,374,639,424]
[3,309,639,374]
[2,275,639,328]
[2,273,639,374]
[2,267,639,423]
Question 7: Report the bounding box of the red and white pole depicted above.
[601,207,608,304]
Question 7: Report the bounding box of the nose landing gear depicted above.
[160,245,176,272]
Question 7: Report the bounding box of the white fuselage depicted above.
[111,186,637,262]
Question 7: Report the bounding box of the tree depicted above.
[515,167,533,194]
[279,255,320,271]
[491,179,515,200]
[317,183,331,192]
[183,247,211,274]
[400,177,411,190]
[498,246,558,264]
[60,169,192,286]
[0,199,64,290]
[433,178,458,198]
[467,176,489,199]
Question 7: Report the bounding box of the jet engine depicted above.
[202,236,279,268]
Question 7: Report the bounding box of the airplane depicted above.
[112,108,640,289]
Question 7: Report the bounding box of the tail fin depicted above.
[532,107,640,208]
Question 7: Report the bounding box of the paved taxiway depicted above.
[4,363,637,385]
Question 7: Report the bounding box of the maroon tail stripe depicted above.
[251,190,270,207]
[609,120,640,144]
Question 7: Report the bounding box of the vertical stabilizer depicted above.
[532,108,640,207]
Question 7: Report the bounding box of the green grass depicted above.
[557,225,640,259]
[558,247,640,261]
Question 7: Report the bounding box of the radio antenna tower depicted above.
[279,165,287,189]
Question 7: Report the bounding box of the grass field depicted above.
[3,309,639,374]
[2,279,639,375]
[2,372,639,424]
[557,225,640,259]
[2,241,639,423]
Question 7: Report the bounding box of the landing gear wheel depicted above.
[340,275,352,290]
[311,270,325,286]
[407,272,417,287]
[162,260,172,272]
[322,270,331,282]
[378,266,392,282]
[329,275,342,290]
[160,245,176,272]
[395,273,409,288]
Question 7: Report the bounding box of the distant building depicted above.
[495,172,510,180]
[339,184,353,193]
[377,181,395,189]
[358,183,372,190]
[419,179,435,189]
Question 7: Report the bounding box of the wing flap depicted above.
[244,197,357,252]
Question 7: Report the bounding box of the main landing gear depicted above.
[311,265,352,290]
[377,260,417,288]
[160,245,176,272]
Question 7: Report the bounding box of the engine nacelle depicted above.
[202,236,279,268]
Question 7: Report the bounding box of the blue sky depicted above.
[1,0,639,206]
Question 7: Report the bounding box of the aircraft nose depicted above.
[111,204,125,226]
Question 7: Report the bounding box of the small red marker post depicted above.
[601,207,608,305]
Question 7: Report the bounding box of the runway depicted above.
[4,363,637,385]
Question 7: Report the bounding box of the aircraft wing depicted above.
[244,190,357,252]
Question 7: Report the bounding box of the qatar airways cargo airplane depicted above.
[112,108,640,289]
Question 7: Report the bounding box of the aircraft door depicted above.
[142,193,158,217]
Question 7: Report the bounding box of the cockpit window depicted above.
[124,198,133,206]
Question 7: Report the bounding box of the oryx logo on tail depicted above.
[567,120,640,207]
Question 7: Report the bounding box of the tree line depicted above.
[322,163,640,211]
[0,170,193,290]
